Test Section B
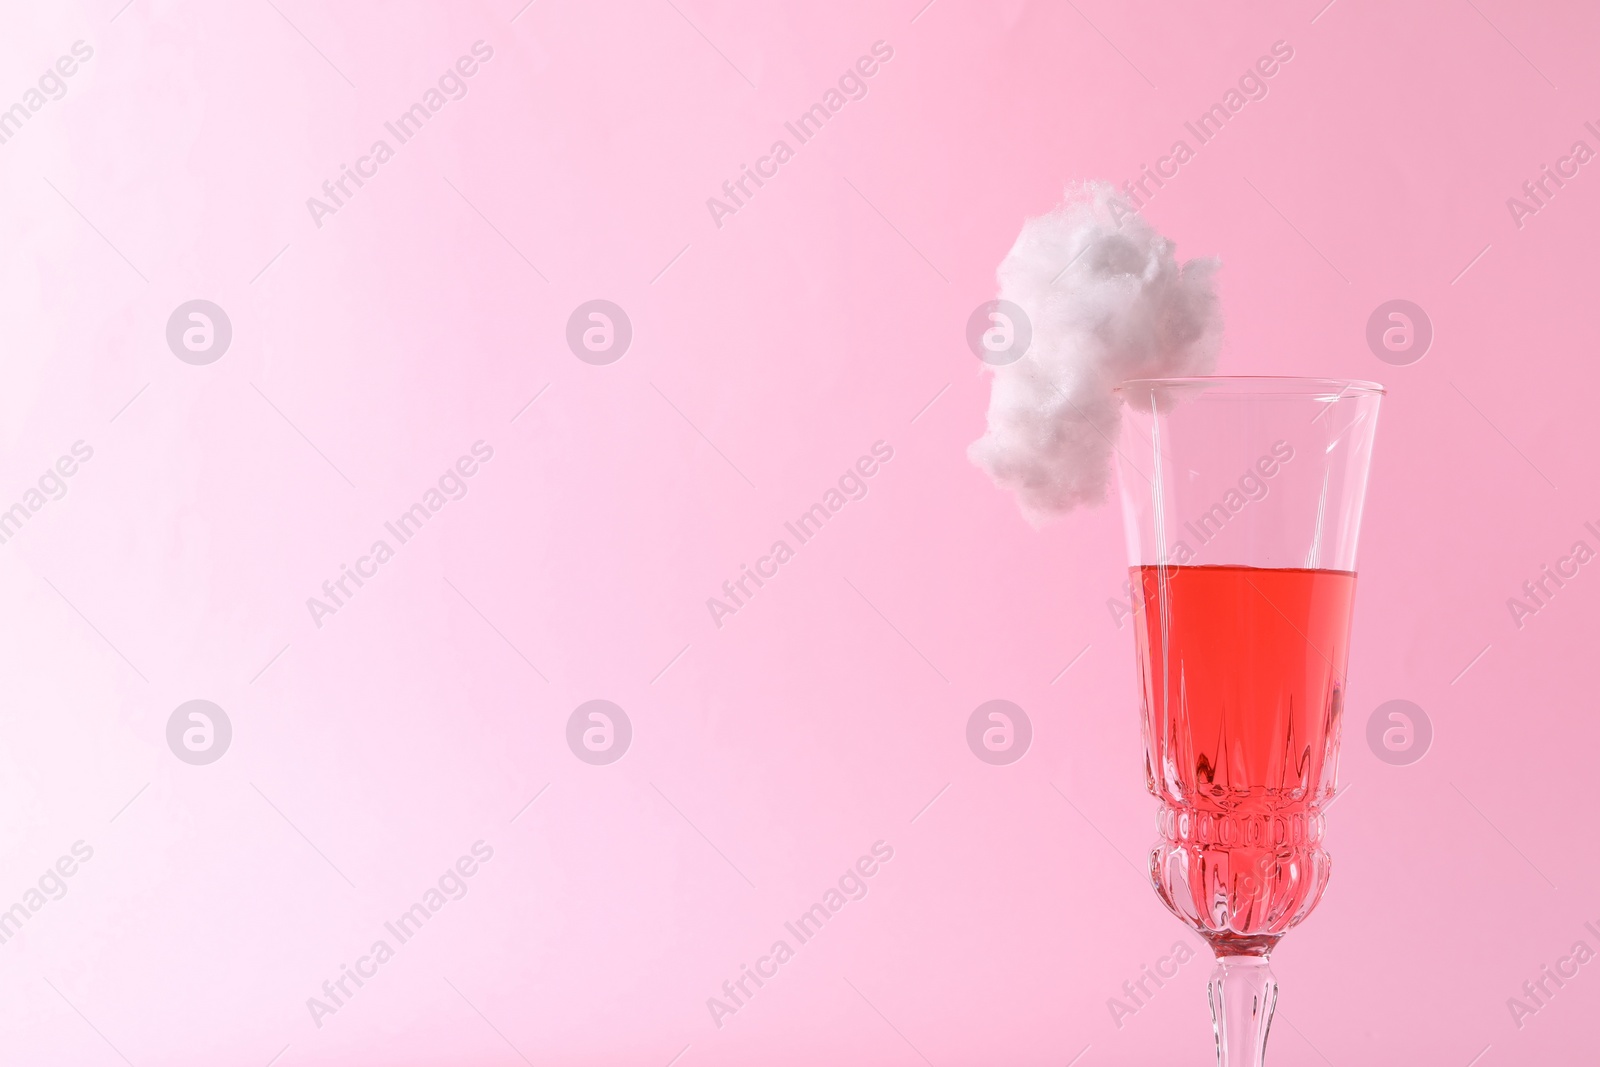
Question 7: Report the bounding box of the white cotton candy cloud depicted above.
[969,181,1223,522]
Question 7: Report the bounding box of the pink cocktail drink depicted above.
[1131,563,1355,956]
[1114,378,1382,1066]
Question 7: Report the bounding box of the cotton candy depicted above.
[970,182,1223,521]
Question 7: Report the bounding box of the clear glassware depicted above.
[1110,377,1383,1066]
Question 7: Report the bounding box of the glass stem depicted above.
[1208,954,1277,1067]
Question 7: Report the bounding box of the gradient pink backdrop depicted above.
[0,0,1596,1063]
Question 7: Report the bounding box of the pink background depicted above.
[1,0,1597,1063]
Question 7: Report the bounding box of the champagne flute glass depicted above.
[1111,377,1383,1066]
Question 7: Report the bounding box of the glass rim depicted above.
[1113,375,1385,397]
